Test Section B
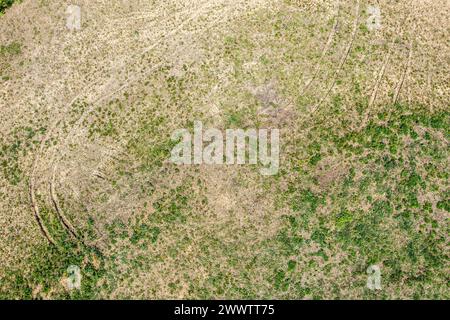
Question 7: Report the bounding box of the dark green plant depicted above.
[0,0,17,14]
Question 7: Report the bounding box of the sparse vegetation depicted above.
[0,0,448,300]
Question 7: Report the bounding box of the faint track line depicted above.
[301,0,341,95]
[279,0,361,139]
[28,0,216,244]
[393,37,414,105]
[309,0,361,114]
[50,164,80,240]
[29,176,56,246]
[38,0,266,245]
[369,51,391,108]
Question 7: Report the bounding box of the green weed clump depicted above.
[0,42,21,55]
[0,241,105,299]
[273,105,449,298]
[0,0,15,14]
[0,126,45,185]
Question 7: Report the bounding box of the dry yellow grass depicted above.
[0,0,448,299]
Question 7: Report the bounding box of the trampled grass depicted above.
[0,0,448,299]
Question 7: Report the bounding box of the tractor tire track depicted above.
[28,0,217,245]
[393,37,414,105]
[50,164,80,240]
[310,0,361,114]
[301,0,341,95]
[36,0,269,245]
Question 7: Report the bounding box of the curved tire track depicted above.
[30,0,268,245]
[29,0,216,245]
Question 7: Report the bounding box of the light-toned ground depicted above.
[0,0,448,299]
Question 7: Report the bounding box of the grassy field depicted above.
[0,0,448,299]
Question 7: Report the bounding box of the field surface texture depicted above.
[0,0,448,299]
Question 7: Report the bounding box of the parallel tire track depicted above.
[29,0,268,245]
[310,0,361,114]
[301,0,341,95]
[29,0,216,245]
